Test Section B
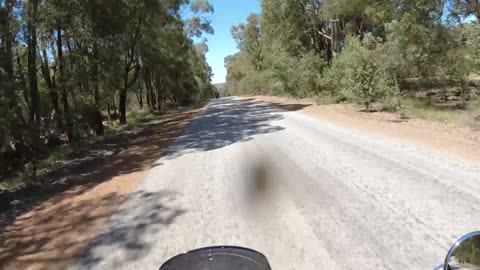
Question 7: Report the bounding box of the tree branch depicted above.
[317,30,332,40]
[126,63,141,89]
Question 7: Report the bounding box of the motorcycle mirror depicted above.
[435,231,480,270]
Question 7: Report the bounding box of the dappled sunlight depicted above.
[0,105,204,270]
[0,190,185,270]
[163,98,309,159]
[77,190,186,269]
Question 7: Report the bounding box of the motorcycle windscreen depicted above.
[159,246,272,270]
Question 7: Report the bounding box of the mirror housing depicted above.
[436,231,480,270]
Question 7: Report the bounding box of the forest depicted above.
[0,0,215,181]
[225,0,480,112]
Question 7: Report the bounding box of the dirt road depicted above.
[76,98,480,270]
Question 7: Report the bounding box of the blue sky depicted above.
[190,0,261,84]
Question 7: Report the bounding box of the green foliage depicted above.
[266,51,325,97]
[225,0,479,115]
[38,144,80,171]
[0,0,214,181]
[190,0,214,13]
[225,49,325,98]
[459,23,480,71]
[126,110,154,124]
[186,0,215,38]
[330,36,401,110]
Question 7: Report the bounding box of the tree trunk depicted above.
[155,76,162,111]
[136,82,144,109]
[145,75,151,109]
[16,48,30,108]
[157,87,162,111]
[134,81,143,109]
[119,67,128,125]
[26,0,41,173]
[150,82,157,110]
[146,92,151,109]
[143,66,154,110]
[40,43,62,128]
[92,49,104,135]
[119,58,140,125]
[119,17,143,124]
[70,89,78,112]
[91,40,104,135]
[106,104,112,122]
[475,0,480,22]
[119,89,127,125]
[156,87,162,111]
[149,71,157,110]
[326,37,333,66]
[356,17,365,40]
[112,98,117,117]
[159,85,166,111]
[2,0,26,127]
[163,89,167,107]
[2,0,29,170]
[28,0,40,127]
[57,17,73,141]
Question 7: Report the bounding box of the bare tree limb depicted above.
[317,30,332,40]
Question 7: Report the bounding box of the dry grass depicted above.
[401,97,480,128]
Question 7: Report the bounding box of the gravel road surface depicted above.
[76,97,480,270]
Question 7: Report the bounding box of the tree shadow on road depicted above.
[77,190,186,269]
[0,98,309,269]
[0,190,185,270]
[0,105,201,270]
[162,98,310,159]
[0,105,203,226]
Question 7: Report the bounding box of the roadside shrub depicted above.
[329,35,401,111]
[235,70,271,95]
[318,57,346,100]
[268,51,325,98]
[227,50,326,98]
